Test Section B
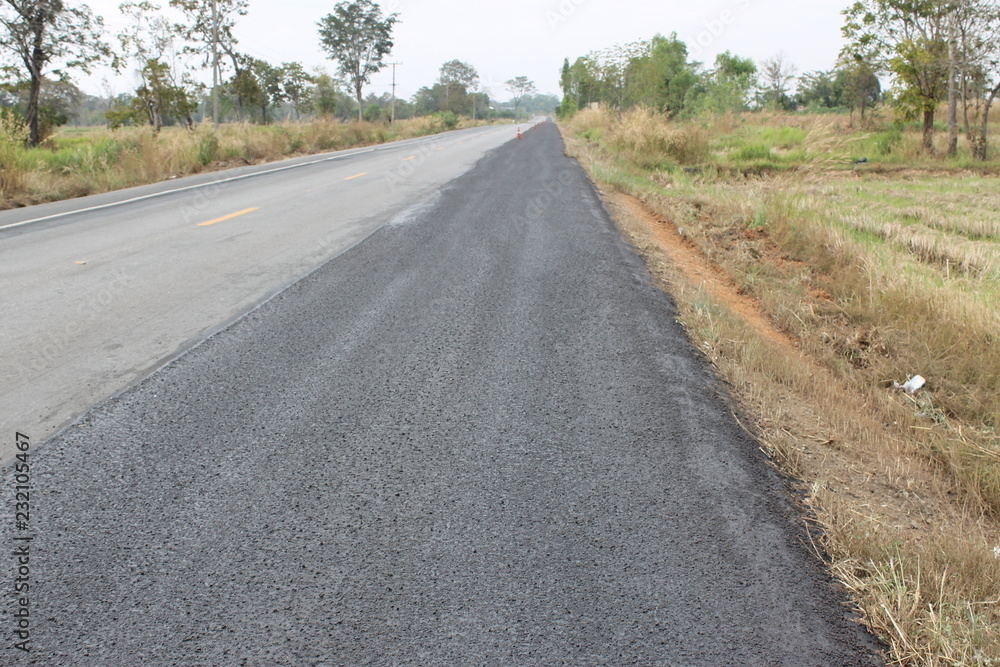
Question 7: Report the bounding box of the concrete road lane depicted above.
[10,122,883,664]
[0,125,518,461]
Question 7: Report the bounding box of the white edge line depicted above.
[0,125,510,233]
[0,147,383,232]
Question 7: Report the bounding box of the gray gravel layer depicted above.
[9,123,883,665]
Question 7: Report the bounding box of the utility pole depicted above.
[212,0,219,129]
[388,62,401,129]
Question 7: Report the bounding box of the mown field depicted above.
[562,107,1000,666]
[0,116,500,209]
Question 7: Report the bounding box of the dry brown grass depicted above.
[1,116,498,209]
[603,107,709,168]
[562,107,1000,666]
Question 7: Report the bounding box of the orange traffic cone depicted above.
[517,127,521,139]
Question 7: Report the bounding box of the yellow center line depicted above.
[344,172,367,180]
[198,207,260,227]
[435,147,445,151]
[403,156,416,161]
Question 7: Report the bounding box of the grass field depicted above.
[0,116,499,209]
[562,106,1000,666]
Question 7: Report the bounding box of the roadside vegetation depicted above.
[559,1,1000,664]
[564,100,1000,667]
[0,115,502,209]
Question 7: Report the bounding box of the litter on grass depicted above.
[895,375,927,395]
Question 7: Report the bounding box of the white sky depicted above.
[81,0,854,101]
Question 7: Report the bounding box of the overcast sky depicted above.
[82,0,855,101]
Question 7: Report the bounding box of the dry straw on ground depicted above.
[563,106,1000,666]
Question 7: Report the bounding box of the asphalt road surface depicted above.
[4,122,883,665]
[0,124,518,463]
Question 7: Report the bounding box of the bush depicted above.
[872,127,903,156]
[557,97,578,120]
[434,111,459,130]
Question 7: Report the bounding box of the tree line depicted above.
[560,0,1000,159]
[0,0,549,146]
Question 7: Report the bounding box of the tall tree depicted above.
[842,0,951,153]
[170,0,248,120]
[626,33,697,115]
[0,0,112,145]
[950,0,1000,160]
[280,61,314,120]
[688,51,758,115]
[505,75,536,119]
[438,59,477,114]
[248,58,283,123]
[116,1,197,133]
[317,0,398,122]
[834,57,881,125]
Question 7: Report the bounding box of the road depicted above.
[0,124,517,463]
[4,122,882,664]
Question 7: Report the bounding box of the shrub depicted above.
[873,127,903,156]
[434,111,459,130]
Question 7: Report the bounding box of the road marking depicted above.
[403,156,416,161]
[436,147,445,151]
[344,172,367,180]
[0,125,510,233]
[198,207,260,227]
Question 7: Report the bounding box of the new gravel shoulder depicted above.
[11,122,884,665]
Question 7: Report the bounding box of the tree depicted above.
[224,54,261,121]
[948,0,1000,160]
[560,56,598,109]
[311,69,355,119]
[438,59,477,115]
[797,70,840,109]
[584,42,646,111]
[835,57,881,125]
[136,58,198,129]
[1,75,81,137]
[760,51,798,110]
[0,0,112,145]
[248,58,283,123]
[842,0,951,153]
[640,33,697,116]
[688,51,758,115]
[505,76,536,119]
[170,0,248,120]
[115,1,198,133]
[317,0,398,122]
[280,61,314,120]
